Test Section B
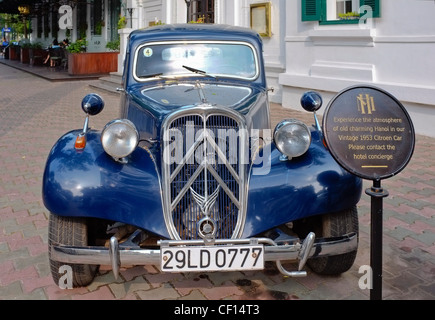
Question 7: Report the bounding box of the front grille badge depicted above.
[191,186,220,241]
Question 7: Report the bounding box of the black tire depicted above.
[48,213,99,288]
[306,206,359,275]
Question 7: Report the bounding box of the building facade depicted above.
[121,0,435,137]
[27,0,435,137]
[27,0,121,51]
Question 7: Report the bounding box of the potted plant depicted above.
[338,12,360,20]
[66,38,87,54]
[20,41,32,64]
[29,42,45,66]
[67,38,118,75]
[8,42,21,60]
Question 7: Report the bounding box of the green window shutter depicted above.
[302,0,322,21]
[360,0,380,18]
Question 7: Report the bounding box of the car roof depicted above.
[129,23,263,45]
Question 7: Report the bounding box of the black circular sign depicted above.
[323,85,415,180]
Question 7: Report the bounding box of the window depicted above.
[302,0,380,24]
[44,13,50,38]
[336,0,353,17]
[188,0,215,23]
[92,0,104,36]
[77,2,87,39]
[36,16,42,38]
[51,9,59,40]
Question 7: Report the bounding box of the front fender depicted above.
[242,129,363,238]
[42,130,170,239]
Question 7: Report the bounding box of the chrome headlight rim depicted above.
[101,119,139,160]
[273,119,312,159]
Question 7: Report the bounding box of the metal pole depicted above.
[127,8,133,28]
[365,179,389,300]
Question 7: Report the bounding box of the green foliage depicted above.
[79,24,87,40]
[188,16,205,24]
[95,20,104,35]
[18,38,30,47]
[30,42,43,49]
[338,12,360,20]
[0,13,30,40]
[118,16,127,29]
[20,41,32,49]
[106,38,120,51]
[66,39,87,53]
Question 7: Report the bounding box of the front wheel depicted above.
[294,206,359,275]
[48,214,99,288]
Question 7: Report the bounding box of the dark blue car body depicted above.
[44,24,362,286]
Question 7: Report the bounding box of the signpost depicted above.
[323,85,415,300]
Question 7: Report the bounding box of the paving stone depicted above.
[386,271,426,294]
[109,276,151,299]
[177,289,207,300]
[71,285,116,300]
[206,271,246,286]
[198,281,244,300]
[135,283,181,300]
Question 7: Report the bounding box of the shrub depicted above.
[106,38,120,52]
[66,39,87,53]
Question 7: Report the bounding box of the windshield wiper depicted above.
[182,65,217,79]
[138,73,164,79]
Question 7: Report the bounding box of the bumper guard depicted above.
[51,232,357,278]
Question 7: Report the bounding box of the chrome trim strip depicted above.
[206,163,240,210]
[133,40,260,82]
[206,134,240,181]
[169,132,205,182]
[170,163,204,211]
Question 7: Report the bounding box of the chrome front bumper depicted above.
[51,232,357,278]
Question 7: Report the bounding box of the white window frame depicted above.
[326,0,360,21]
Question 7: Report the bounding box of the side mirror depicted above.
[301,91,323,132]
[300,91,323,112]
[81,93,105,116]
[75,94,105,150]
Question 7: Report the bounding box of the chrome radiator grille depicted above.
[162,108,247,241]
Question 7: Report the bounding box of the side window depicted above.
[302,0,380,24]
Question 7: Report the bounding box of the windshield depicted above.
[134,41,259,81]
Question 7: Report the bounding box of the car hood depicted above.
[136,82,256,110]
[124,81,269,167]
[125,80,269,136]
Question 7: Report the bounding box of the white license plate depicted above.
[161,245,264,272]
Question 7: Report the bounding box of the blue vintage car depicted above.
[43,24,362,287]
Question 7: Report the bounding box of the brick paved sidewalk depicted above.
[0,63,434,301]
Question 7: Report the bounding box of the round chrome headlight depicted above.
[101,119,139,159]
[274,119,311,159]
